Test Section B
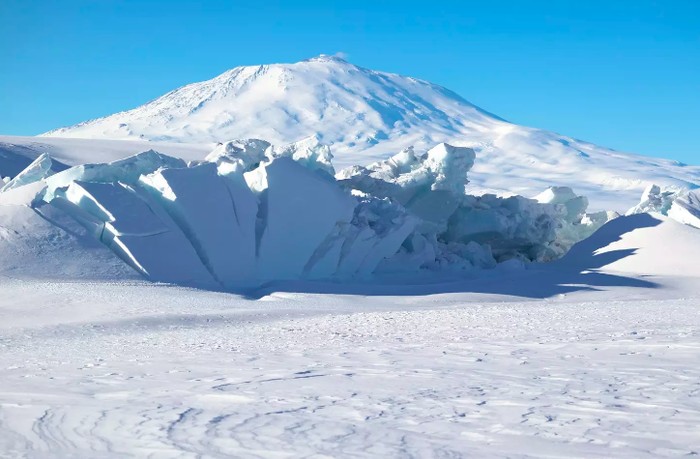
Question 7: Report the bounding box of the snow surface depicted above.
[1,213,700,458]
[27,55,699,212]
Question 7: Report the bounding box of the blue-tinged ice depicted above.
[43,150,186,201]
[55,180,217,287]
[140,162,257,287]
[246,157,356,280]
[1,153,64,193]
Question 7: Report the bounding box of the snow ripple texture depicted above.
[0,281,698,458]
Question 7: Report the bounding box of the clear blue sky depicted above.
[1,0,698,163]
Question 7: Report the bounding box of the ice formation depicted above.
[626,184,682,216]
[204,139,271,174]
[339,146,608,265]
[204,136,335,177]
[627,184,700,229]
[0,139,616,289]
[0,153,67,193]
[43,150,186,201]
[668,190,700,229]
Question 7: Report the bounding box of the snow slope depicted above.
[555,213,700,290]
[37,55,700,211]
[0,183,137,281]
[1,211,700,458]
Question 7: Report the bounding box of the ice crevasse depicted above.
[1,137,616,289]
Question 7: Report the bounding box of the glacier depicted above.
[2,138,617,289]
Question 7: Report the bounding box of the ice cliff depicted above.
[1,138,615,289]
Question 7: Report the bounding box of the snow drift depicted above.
[0,137,615,289]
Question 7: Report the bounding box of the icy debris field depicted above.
[0,280,699,458]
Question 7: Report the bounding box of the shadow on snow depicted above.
[247,213,662,300]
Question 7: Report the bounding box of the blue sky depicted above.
[1,0,698,163]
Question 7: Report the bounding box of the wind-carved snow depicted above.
[1,278,700,458]
[37,55,700,211]
[0,136,614,289]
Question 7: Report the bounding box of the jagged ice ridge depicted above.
[0,137,618,289]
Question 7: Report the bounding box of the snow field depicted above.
[0,279,698,458]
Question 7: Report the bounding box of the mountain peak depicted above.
[303,53,349,64]
[42,56,495,156]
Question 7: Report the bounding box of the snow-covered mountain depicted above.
[43,55,498,152]
[36,54,700,210]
